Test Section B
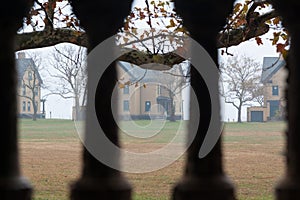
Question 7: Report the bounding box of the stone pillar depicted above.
[172,1,236,199]
[272,1,300,199]
[70,1,132,199]
[0,0,32,199]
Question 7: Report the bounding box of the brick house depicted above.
[247,56,287,122]
[117,61,184,120]
[16,52,44,119]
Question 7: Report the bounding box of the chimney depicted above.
[17,52,26,59]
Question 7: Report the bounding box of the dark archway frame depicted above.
[1,1,300,200]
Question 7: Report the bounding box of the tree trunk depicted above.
[32,106,37,121]
[237,105,242,123]
[32,94,37,121]
[169,101,176,122]
[74,94,80,120]
[168,91,176,122]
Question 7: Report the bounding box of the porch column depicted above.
[272,1,300,199]
[172,1,236,199]
[0,1,32,199]
[70,1,132,199]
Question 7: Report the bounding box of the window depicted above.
[123,85,129,94]
[22,83,26,95]
[123,100,129,111]
[174,102,176,112]
[145,101,151,112]
[34,87,38,96]
[157,85,161,96]
[28,71,32,80]
[35,101,38,109]
[272,85,279,96]
[22,101,26,112]
[27,101,31,112]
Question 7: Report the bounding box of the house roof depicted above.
[118,61,181,84]
[16,58,43,85]
[261,57,286,83]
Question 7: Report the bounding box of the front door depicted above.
[157,96,171,116]
[269,100,280,119]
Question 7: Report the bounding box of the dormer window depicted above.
[272,85,279,96]
[28,71,32,80]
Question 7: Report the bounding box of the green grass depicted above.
[222,121,286,144]
[119,120,187,144]
[19,119,78,141]
[19,119,285,144]
[118,120,286,144]
[223,121,286,132]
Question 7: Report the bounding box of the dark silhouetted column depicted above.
[172,1,236,199]
[271,1,300,199]
[0,0,32,199]
[70,1,132,199]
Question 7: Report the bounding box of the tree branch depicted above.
[15,29,88,51]
[117,48,185,68]
[225,99,239,109]
[15,8,279,68]
[217,10,279,48]
[18,94,33,101]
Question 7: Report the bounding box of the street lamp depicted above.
[40,99,46,118]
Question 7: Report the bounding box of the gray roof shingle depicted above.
[118,61,181,84]
[16,58,43,85]
[261,57,286,83]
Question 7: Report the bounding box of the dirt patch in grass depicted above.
[19,121,286,200]
[19,141,82,200]
[223,130,285,200]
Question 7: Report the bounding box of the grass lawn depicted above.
[19,119,286,200]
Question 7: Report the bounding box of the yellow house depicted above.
[16,52,44,119]
[117,61,184,120]
[247,56,287,122]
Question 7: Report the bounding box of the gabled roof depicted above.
[261,57,286,83]
[118,61,181,84]
[16,58,43,85]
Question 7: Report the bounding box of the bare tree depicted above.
[220,55,262,123]
[252,84,264,107]
[18,53,43,121]
[160,63,190,121]
[47,44,87,120]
